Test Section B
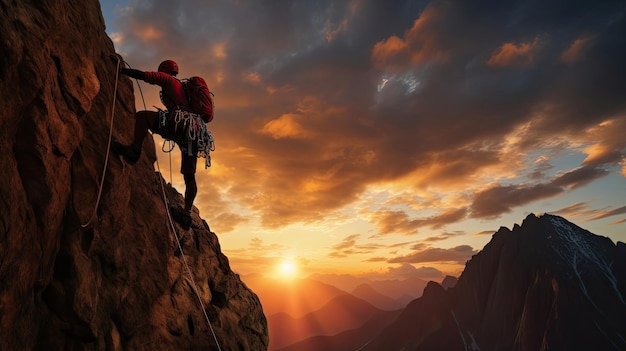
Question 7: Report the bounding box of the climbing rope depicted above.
[80,55,121,228]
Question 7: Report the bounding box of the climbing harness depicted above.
[158,108,215,169]
[80,55,121,228]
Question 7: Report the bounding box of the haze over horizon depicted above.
[100,0,626,282]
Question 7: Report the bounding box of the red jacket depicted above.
[144,71,190,112]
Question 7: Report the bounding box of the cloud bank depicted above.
[110,0,626,240]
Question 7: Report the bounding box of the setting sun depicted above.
[277,259,297,278]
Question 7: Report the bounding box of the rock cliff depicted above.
[0,1,268,350]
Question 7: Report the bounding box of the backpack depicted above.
[182,76,214,123]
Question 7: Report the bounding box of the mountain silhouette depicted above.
[267,293,385,350]
[243,275,349,318]
[358,213,626,350]
[276,309,402,351]
[0,0,267,350]
[351,283,406,310]
[367,276,428,301]
[309,273,427,302]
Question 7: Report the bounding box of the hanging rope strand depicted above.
[80,56,121,228]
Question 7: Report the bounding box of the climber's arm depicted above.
[120,68,146,80]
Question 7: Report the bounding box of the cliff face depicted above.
[362,214,626,351]
[0,1,268,350]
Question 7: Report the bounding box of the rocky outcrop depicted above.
[362,214,626,350]
[0,1,268,350]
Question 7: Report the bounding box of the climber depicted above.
[110,55,202,230]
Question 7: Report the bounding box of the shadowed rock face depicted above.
[362,214,626,351]
[0,1,268,350]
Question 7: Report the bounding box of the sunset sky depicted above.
[100,0,625,282]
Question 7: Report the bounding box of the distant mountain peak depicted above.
[441,275,458,290]
[352,283,405,311]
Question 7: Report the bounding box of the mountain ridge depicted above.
[351,283,406,310]
[267,293,384,349]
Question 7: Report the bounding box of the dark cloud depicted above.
[388,245,477,264]
[471,183,562,219]
[526,156,554,181]
[589,205,626,221]
[470,164,612,219]
[369,207,467,235]
[112,0,626,229]
[549,202,626,225]
[550,202,592,217]
[552,166,610,189]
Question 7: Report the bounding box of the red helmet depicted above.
[158,60,179,75]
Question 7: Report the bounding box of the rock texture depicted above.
[0,1,268,350]
[361,214,626,351]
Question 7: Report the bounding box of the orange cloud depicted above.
[325,18,349,43]
[109,32,124,47]
[260,113,315,139]
[581,143,623,166]
[561,35,594,64]
[325,0,360,43]
[580,119,626,167]
[487,37,543,67]
[372,36,409,65]
[213,42,228,59]
[372,5,447,69]
[136,25,163,42]
[210,212,249,233]
[242,71,261,84]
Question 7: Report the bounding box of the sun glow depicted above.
[277,259,298,279]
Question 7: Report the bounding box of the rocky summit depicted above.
[0,1,268,350]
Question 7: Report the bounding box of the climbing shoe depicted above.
[170,206,192,230]
[111,139,140,164]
